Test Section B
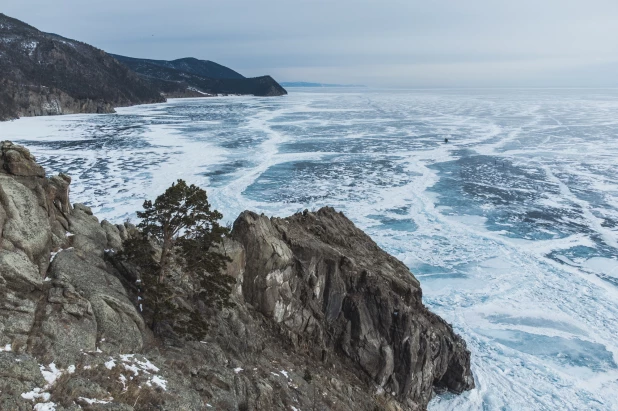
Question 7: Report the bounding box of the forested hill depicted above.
[0,13,164,120]
[112,54,287,98]
[111,55,245,80]
[0,13,286,121]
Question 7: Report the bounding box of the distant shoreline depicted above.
[280,82,366,88]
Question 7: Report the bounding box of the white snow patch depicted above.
[123,362,139,376]
[78,397,112,405]
[22,40,38,56]
[104,358,116,370]
[135,356,159,372]
[0,344,12,352]
[187,87,213,96]
[21,388,51,402]
[34,402,56,411]
[119,374,127,389]
[40,363,62,386]
[148,375,168,390]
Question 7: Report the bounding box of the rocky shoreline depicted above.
[0,141,473,410]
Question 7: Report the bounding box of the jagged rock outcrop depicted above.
[230,209,474,408]
[0,141,473,410]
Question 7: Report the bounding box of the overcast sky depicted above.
[5,0,618,87]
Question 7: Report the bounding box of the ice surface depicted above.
[2,90,618,410]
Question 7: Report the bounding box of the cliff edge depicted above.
[0,141,473,410]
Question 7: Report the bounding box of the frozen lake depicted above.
[2,88,618,410]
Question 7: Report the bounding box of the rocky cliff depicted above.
[0,14,165,121]
[0,141,473,410]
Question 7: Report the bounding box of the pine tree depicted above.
[120,179,234,339]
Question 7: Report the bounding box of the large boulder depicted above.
[0,141,45,177]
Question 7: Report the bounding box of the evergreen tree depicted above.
[120,179,234,339]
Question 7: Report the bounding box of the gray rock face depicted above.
[231,208,474,409]
[0,141,146,367]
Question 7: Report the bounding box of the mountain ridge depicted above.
[0,13,287,121]
[113,54,287,98]
[0,13,165,121]
[111,54,246,80]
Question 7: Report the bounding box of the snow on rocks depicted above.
[21,362,77,406]
[148,375,168,390]
[33,402,57,411]
[40,363,62,386]
[22,40,38,56]
[104,358,116,370]
[19,354,169,409]
[78,397,112,405]
[103,353,168,391]
[21,387,50,402]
